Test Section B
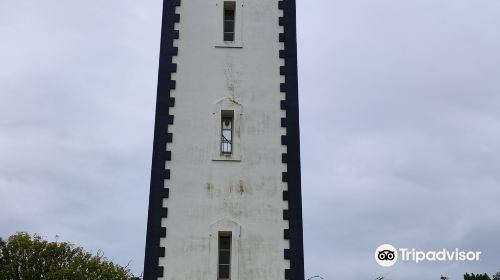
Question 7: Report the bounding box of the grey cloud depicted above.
[299,0,500,279]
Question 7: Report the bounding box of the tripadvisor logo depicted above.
[375,244,398,267]
[375,244,482,267]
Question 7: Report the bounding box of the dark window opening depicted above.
[223,1,235,41]
[221,111,233,154]
[218,232,231,280]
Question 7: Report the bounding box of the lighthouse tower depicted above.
[143,0,304,279]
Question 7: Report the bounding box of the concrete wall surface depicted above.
[158,0,289,279]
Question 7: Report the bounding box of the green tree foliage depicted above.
[464,273,491,280]
[0,232,136,280]
[492,272,500,280]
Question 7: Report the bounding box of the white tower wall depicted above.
[143,0,304,279]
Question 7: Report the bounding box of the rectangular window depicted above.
[218,232,231,280]
[223,1,235,42]
[221,111,233,154]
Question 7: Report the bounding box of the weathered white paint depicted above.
[158,0,288,279]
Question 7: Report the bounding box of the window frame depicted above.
[221,113,234,155]
[209,219,240,280]
[223,1,235,42]
[218,232,232,280]
[214,0,244,48]
[212,98,242,161]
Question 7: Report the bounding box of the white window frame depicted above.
[212,97,243,161]
[221,111,234,155]
[217,232,232,280]
[214,0,244,48]
[209,219,241,280]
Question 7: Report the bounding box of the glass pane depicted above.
[219,265,230,278]
[222,130,232,141]
[219,250,230,264]
[219,236,231,249]
[222,118,232,129]
[224,21,235,33]
[224,9,234,20]
[224,33,234,42]
[222,143,232,153]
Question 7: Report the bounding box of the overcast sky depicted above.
[1,1,500,279]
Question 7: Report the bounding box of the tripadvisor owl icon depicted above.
[375,244,398,267]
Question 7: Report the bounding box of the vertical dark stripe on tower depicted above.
[144,0,181,279]
[278,0,305,279]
